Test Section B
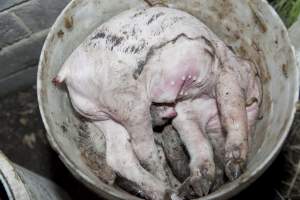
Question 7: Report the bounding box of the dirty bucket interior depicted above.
[37,0,299,199]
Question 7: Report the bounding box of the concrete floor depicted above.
[0,86,296,200]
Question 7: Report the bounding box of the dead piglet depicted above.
[54,6,261,200]
[95,120,173,200]
[150,107,223,193]
[173,62,261,196]
[212,48,261,181]
[77,105,181,199]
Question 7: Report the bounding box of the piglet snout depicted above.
[162,107,177,119]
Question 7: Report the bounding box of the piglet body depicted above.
[55,6,261,200]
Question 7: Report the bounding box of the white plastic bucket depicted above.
[37,0,299,199]
[0,151,71,200]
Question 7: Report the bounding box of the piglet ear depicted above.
[215,71,248,181]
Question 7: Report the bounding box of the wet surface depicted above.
[0,86,101,200]
[0,86,297,200]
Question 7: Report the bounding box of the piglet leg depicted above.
[215,71,248,181]
[95,120,177,200]
[124,111,169,185]
[173,101,215,197]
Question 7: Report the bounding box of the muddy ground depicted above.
[0,86,298,200]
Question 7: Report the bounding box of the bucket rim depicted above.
[0,151,30,200]
[36,0,300,199]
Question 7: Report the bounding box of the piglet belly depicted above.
[150,38,213,103]
[151,67,200,103]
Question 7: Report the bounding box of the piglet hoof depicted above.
[224,146,247,181]
[191,173,213,197]
[164,189,183,200]
[178,167,214,198]
[191,164,215,196]
[177,178,197,199]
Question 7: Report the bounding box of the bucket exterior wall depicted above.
[0,151,71,200]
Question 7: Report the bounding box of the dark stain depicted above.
[133,33,198,80]
[201,35,217,56]
[201,36,214,49]
[133,48,153,80]
[130,25,142,37]
[78,122,88,137]
[116,177,146,199]
[252,41,262,53]
[79,135,116,185]
[79,123,88,132]
[124,46,130,53]
[57,30,64,38]
[129,26,138,37]
[237,45,247,57]
[256,16,267,33]
[131,46,137,53]
[107,34,124,50]
[250,4,268,33]
[91,32,106,40]
[127,46,139,54]
[173,16,184,22]
[227,45,235,53]
[133,59,148,80]
[91,31,124,50]
[217,0,234,19]
[61,123,68,133]
[64,16,74,30]
[147,12,165,25]
[132,11,143,18]
[282,64,288,78]
[233,32,240,40]
[125,40,146,54]
[204,48,215,62]
[246,97,258,107]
